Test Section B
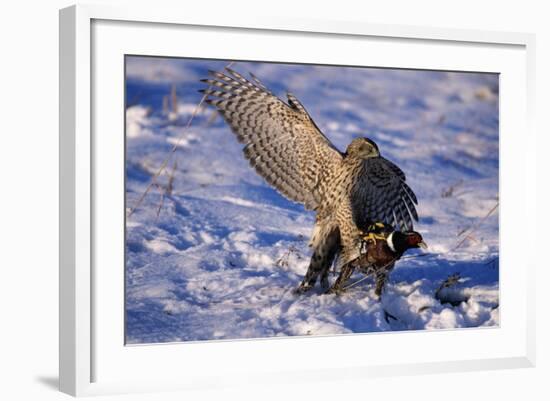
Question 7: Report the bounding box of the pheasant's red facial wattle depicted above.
[406,232,427,249]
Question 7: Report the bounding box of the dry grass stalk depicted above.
[162,95,169,115]
[275,245,301,267]
[171,84,178,115]
[451,202,498,252]
[127,61,235,217]
[154,160,178,221]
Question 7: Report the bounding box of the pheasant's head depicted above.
[405,232,428,250]
[345,137,380,158]
[388,231,428,254]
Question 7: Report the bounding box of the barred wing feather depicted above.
[201,68,343,210]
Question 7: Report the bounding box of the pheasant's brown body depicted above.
[329,225,426,296]
[358,239,399,271]
[329,229,397,296]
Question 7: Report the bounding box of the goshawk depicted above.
[201,68,419,292]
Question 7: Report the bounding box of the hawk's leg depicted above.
[296,251,331,293]
[319,268,331,290]
[296,229,339,293]
[326,263,355,294]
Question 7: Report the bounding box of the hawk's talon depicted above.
[293,284,313,295]
[320,276,330,290]
[325,285,346,295]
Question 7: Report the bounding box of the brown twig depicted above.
[166,160,176,196]
[342,257,397,291]
[155,192,165,222]
[154,160,178,222]
[400,202,499,264]
[276,245,301,267]
[441,179,464,198]
[450,202,499,252]
[127,61,235,217]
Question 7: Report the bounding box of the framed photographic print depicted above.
[59,4,536,397]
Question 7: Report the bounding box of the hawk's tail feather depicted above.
[402,195,419,224]
[396,201,413,231]
[402,181,418,205]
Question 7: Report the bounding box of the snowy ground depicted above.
[125,57,499,344]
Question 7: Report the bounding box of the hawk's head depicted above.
[345,137,380,159]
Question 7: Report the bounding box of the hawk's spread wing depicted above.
[201,68,343,210]
[351,157,418,231]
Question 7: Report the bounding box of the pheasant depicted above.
[327,223,427,297]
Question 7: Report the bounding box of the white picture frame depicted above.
[59,4,536,397]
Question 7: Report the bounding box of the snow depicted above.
[125,57,499,344]
[125,105,152,138]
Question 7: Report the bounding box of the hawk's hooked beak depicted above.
[418,241,428,250]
